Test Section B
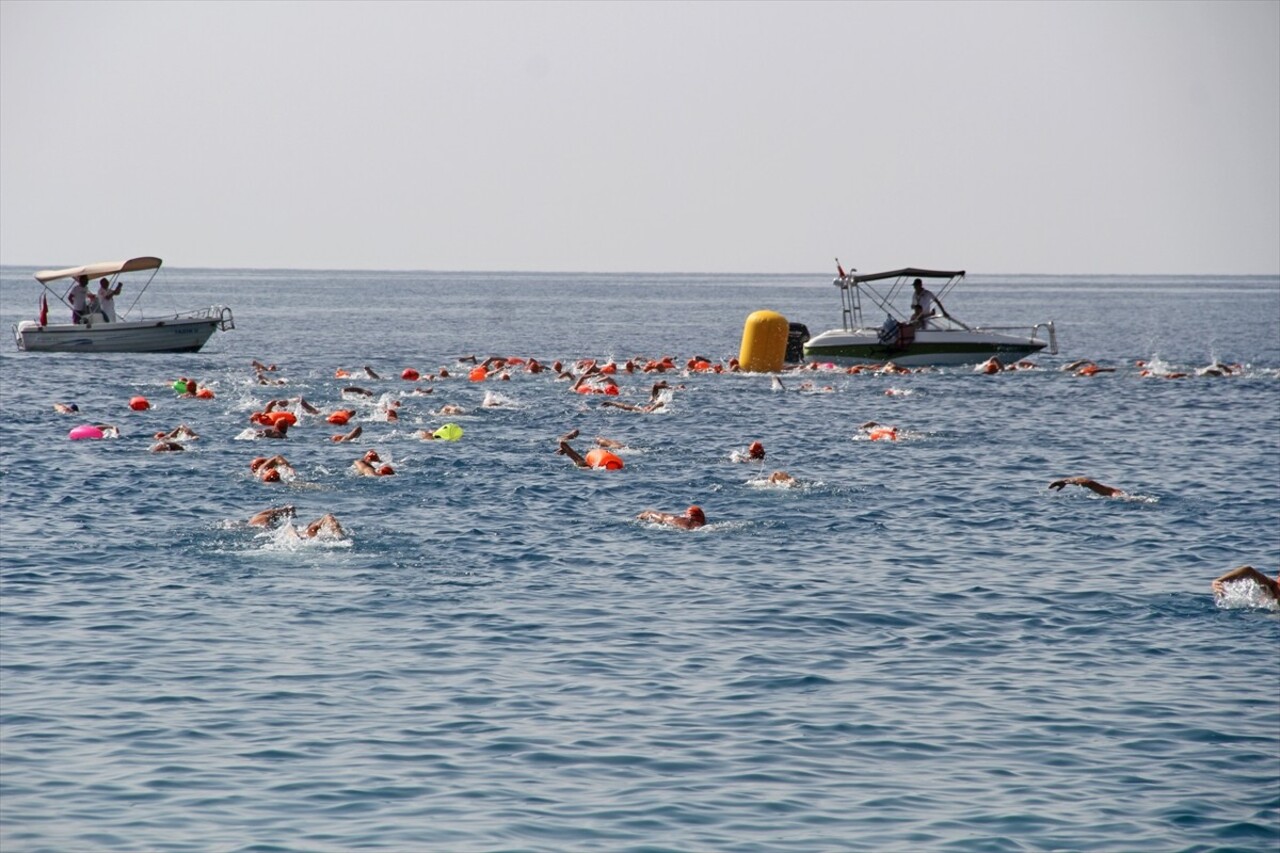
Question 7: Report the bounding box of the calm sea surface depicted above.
[1,268,1278,853]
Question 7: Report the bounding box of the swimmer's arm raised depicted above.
[1049,477,1124,497]
[1212,566,1280,599]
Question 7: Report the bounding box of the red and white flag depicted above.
[38,292,48,326]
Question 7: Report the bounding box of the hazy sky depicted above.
[2,0,1277,274]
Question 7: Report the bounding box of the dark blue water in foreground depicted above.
[1,268,1278,853]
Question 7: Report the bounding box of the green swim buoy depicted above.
[434,423,464,441]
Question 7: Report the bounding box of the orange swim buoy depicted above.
[129,396,150,411]
[584,448,624,470]
[327,410,353,425]
[196,388,215,399]
[401,368,420,381]
[268,411,297,427]
[868,426,898,441]
[469,366,488,382]
[335,369,350,378]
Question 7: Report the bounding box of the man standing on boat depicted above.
[909,278,951,328]
[97,277,122,322]
[68,275,89,323]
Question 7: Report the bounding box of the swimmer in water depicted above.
[636,505,707,530]
[150,439,186,452]
[600,398,667,412]
[249,505,297,527]
[556,439,592,468]
[54,402,80,414]
[1211,566,1279,603]
[601,383,672,413]
[1063,359,1116,376]
[353,450,394,476]
[1048,477,1126,498]
[977,356,1004,374]
[251,454,295,482]
[1196,360,1243,377]
[857,421,898,441]
[331,425,363,442]
[766,471,796,485]
[254,420,290,439]
[154,424,199,441]
[303,513,347,538]
[555,437,624,470]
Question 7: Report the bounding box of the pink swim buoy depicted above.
[69,425,104,441]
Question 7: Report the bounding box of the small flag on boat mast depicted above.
[836,258,846,278]
[38,292,48,326]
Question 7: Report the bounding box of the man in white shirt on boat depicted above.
[97,277,122,322]
[909,278,951,328]
[68,275,89,323]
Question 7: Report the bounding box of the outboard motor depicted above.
[786,322,810,363]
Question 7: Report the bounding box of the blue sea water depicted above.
[1,267,1278,853]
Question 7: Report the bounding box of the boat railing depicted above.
[836,276,863,330]
[116,304,235,325]
[974,320,1058,354]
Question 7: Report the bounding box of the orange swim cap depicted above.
[748,441,765,459]
[377,464,395,476]
[686,506,706,524]
[261,468,281,482]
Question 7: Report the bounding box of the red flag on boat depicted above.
[38,292,48,326]
[836,258,846,278]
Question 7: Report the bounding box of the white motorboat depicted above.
[802,266,1056,367]
[12,256,234,353]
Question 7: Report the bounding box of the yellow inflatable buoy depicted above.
[433,423,464,441]
[738,310,788,373]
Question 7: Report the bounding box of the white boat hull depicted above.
[804,326,1048,367]
[13,307,234,353]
